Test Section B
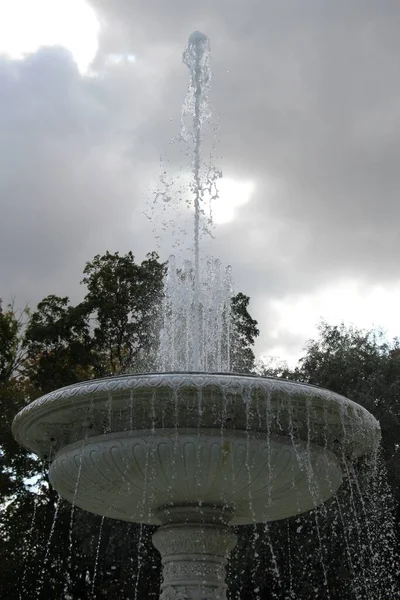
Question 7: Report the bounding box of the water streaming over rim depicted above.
[12,371,387,598]
[91,515,104,595]
[35,495,62,599]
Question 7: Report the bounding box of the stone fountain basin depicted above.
[47,429,342,524]
[12,373,380,524]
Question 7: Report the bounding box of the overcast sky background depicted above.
[1,0,400,366]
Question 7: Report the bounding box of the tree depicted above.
[0,300,28,382]
[291,322,400,503]
[0,254,168,598]
[24,295,94,394]
[0,302,50,600]
[231,292,259,373]
[0,301,35,500]
[1,250,261,599]
[81,251,166,374]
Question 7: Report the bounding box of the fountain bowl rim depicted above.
[12,369,364,398]
[12,371,381,458]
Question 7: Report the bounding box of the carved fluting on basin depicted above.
[48,429,342,524]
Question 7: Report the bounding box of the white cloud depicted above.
[262,280,400,366]
[0,0,100,73]
[210,178,256,225]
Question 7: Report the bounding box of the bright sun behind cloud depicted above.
[208,178,256,225]
[0,0,100,73]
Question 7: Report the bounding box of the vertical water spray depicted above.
[157,257,233,371]
[183,31,211,370]
[155,32,234,374]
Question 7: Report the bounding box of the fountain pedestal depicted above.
[152,507,237,600]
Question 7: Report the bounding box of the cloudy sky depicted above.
[1,0,400,366]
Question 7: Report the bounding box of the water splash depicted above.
[157,255,233,371]
[36,495,62,599]
[20,493,39,599]
[91,515,104,595]
[63,436,86,598]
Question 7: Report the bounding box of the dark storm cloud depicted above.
[90,0,400,357]
[0,46,162,305]
[2,0,400,360]
[91,0,400,272]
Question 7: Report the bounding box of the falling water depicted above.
[36,495,62,599]
[20,493,39,600]
[157,256,233,371]
[63,437,85,598]
[133,433,152,600]
[91,516,105,595]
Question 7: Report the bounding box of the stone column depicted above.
[152,506,237,600]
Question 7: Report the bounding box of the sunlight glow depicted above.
[209,178,256,225]
[105,53,137,67]
[0,0,100,73]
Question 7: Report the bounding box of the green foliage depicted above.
[291,322,400,502]
[0,250,260,599]
[230,292,259,373]
[24,295,94,393]
[0,301,28,382]
[0,301,39,505]
[81,251,166,374]
[0,304,19,382]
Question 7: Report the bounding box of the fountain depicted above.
[12,32,382,600]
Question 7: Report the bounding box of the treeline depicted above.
[0,251,399,598]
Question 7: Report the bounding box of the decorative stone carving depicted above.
[153,509,237,600]
[47,428,342,524]
[160,586,222,600]
[12,373,380,461]
[160,587,188,600]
